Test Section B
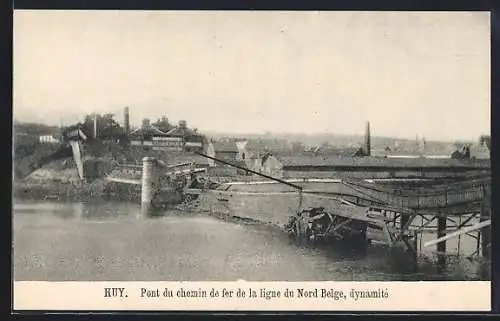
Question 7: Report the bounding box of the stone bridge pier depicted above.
[141,157,160,216]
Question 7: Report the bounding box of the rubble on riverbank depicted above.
[13,153,121,201]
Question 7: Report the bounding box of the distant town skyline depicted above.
[13,11,490,141]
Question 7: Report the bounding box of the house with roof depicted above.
[451,142,490,160]
[205,139,253,175]
[161,120,206,153]
[127,119,206,153]
[305,145,361,157]
[260,152,283,178]
[235,140,248,161]
[128,119,181,151]
[470,142,490,159]
[245,153,264,172]
[241,138,296,170]
[206,139,239,164]
[39,135,61,144]
[245,138,291,155]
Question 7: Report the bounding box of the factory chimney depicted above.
[179,120,187,136]
[124,107,130,134]
[364,121,371,156]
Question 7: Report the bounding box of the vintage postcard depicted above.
[12,10,491,311]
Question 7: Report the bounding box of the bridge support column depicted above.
[400,214,409,230]
[480,185,491,260]
[69,140,85,181]
[398,213,417,269]
[141,157,159,216]
[437,181,449,272]
[437,215,447,271]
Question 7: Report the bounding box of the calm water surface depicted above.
[13,199,489,281]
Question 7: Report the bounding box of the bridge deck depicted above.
[341,177,490,214]
[106,177,141,185]
[107,162,491,217]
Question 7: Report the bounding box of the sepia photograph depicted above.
[12,9,491,303]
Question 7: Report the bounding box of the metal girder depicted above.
[329,217,354,238]
[423,219,491,247]
[467,232,479,240]
[383,222,396,244]
[393,213,417,244]
[456,213,479,230]
[446,216,457,224]
[412,214,437,234]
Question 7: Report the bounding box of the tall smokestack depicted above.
[124,107,130,134]
[364,121,371,156]
[142,118,150,129]
[93,114,97,138]
[179,120,187,137]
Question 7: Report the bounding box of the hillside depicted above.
[14,139,211,182]
[203,130,478,155]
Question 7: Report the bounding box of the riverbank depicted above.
[14,179,111,201]
[13,141,138,202]
[13,178,186,209]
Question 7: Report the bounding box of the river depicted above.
[13,199,489,281]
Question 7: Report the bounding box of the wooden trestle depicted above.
[339,175,491,264]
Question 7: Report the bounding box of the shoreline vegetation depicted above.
[13,179,186,207]
[13,179,133,202]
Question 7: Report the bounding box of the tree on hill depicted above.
[14,122,60,136]
[76,113,125,141]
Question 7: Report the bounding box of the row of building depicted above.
[28,109,490,179]
[127,118,205,153]
[32,107,207,154]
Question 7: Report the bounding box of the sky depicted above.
[13,10,490,141]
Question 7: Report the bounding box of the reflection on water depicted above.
[13,199,490,281]
[13,200,141,221]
